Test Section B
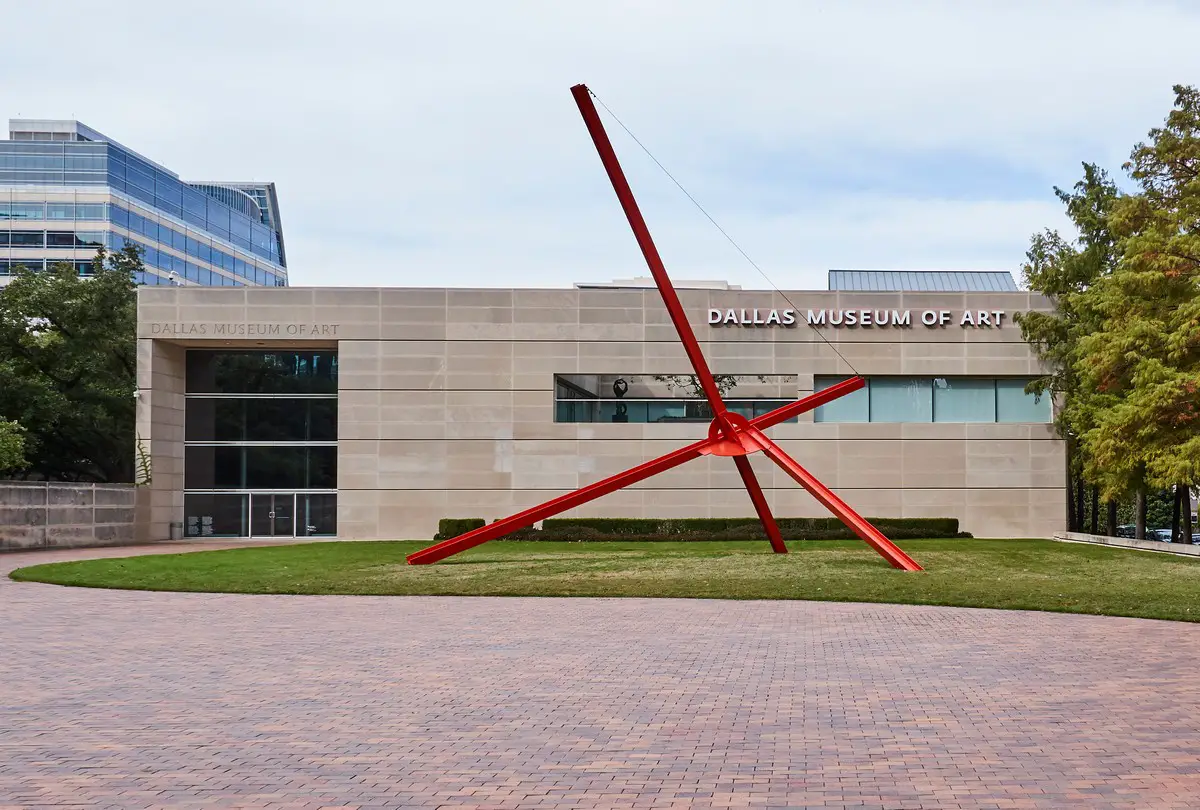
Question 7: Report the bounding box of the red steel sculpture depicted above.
[406,84,922,571]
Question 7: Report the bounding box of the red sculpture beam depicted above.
[744,426,922,571]
[570,84,733,433]
[733,455,787,554]
[568,83,788,551]
[405,84,922,572]
[407,380,863,565]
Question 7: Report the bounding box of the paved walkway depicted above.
[2,543,1199,809]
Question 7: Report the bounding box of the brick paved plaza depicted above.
[2,544,1200,809]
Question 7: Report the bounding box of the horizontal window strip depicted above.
[813,376,1051,424]
[184,393,338,399]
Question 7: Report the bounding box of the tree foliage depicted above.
[0,418,26,473]
[1015,164,1123,496]
[0,246,142,481]
[1020,85,1200,540]
[1078,85,1200,498]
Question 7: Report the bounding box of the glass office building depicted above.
[0,119,287,287]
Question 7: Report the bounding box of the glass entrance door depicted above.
[250,493,296,538]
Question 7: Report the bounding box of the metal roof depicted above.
[828,270,1019,292]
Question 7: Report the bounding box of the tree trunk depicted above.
[1090,486,1099,534]
[1065,442,1077,532]
[1136,488,1147,540]
[1069,476,1076,531]
[1107,500,1118,537]
[1184,489,1194,545]
[1172,484,1183,543]
[1075,475,1086,534]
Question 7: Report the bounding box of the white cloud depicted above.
[3,0,1195,288]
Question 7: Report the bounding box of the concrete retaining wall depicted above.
[0,482,142,551]
[1052,530,1200,558]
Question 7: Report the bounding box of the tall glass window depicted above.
[184,446,336,489]
[185,398,337,442]
[183,351,338,539]
[186,351,337,395]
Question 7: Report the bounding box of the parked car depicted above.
[1114,525,1184,542]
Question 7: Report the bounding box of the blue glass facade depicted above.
[0,120,287,286]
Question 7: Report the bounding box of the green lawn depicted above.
[10,538,1200,622]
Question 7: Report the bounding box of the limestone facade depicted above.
[136,286,1064,541]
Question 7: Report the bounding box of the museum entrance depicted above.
[182,350,340,540]
[248,493,338,538]
[183,492,337,539]
[250,493,295,538]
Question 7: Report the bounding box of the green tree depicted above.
[1117,489,1174,530]
[0,246,142,481]
[1016,164,1124,532]
[1077,85,1200,543]
[0,418,26,473]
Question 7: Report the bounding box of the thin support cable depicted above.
[589,89,862,379]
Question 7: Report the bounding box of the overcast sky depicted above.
[5,1,1199,288]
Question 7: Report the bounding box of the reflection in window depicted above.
[186,351,338,394]
[869,378,933,423]
[0,140,283,266]
[0,194,286,287]
[185,398,337,442]
[0,204,47,219]
[4,231,44,246]
[814,377,869,423]
[997,379,1051,422]
[814,376,1051,423]
[185,445,337,490]
[299,494,338,537]
[553,374,800,423]
[183,493,248,538]
[933,377,996,422]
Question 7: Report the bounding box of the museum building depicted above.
[134,270,1064,543]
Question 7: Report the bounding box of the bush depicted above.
[433,518,485,541]
[434,516,969,542]
[432,518,542,540]
[490,518,539,540]
[539,517,963,540]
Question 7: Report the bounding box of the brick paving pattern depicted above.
[2,543,1200,809]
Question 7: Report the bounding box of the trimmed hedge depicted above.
[433,518,486,541]
[433,516,969,541]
